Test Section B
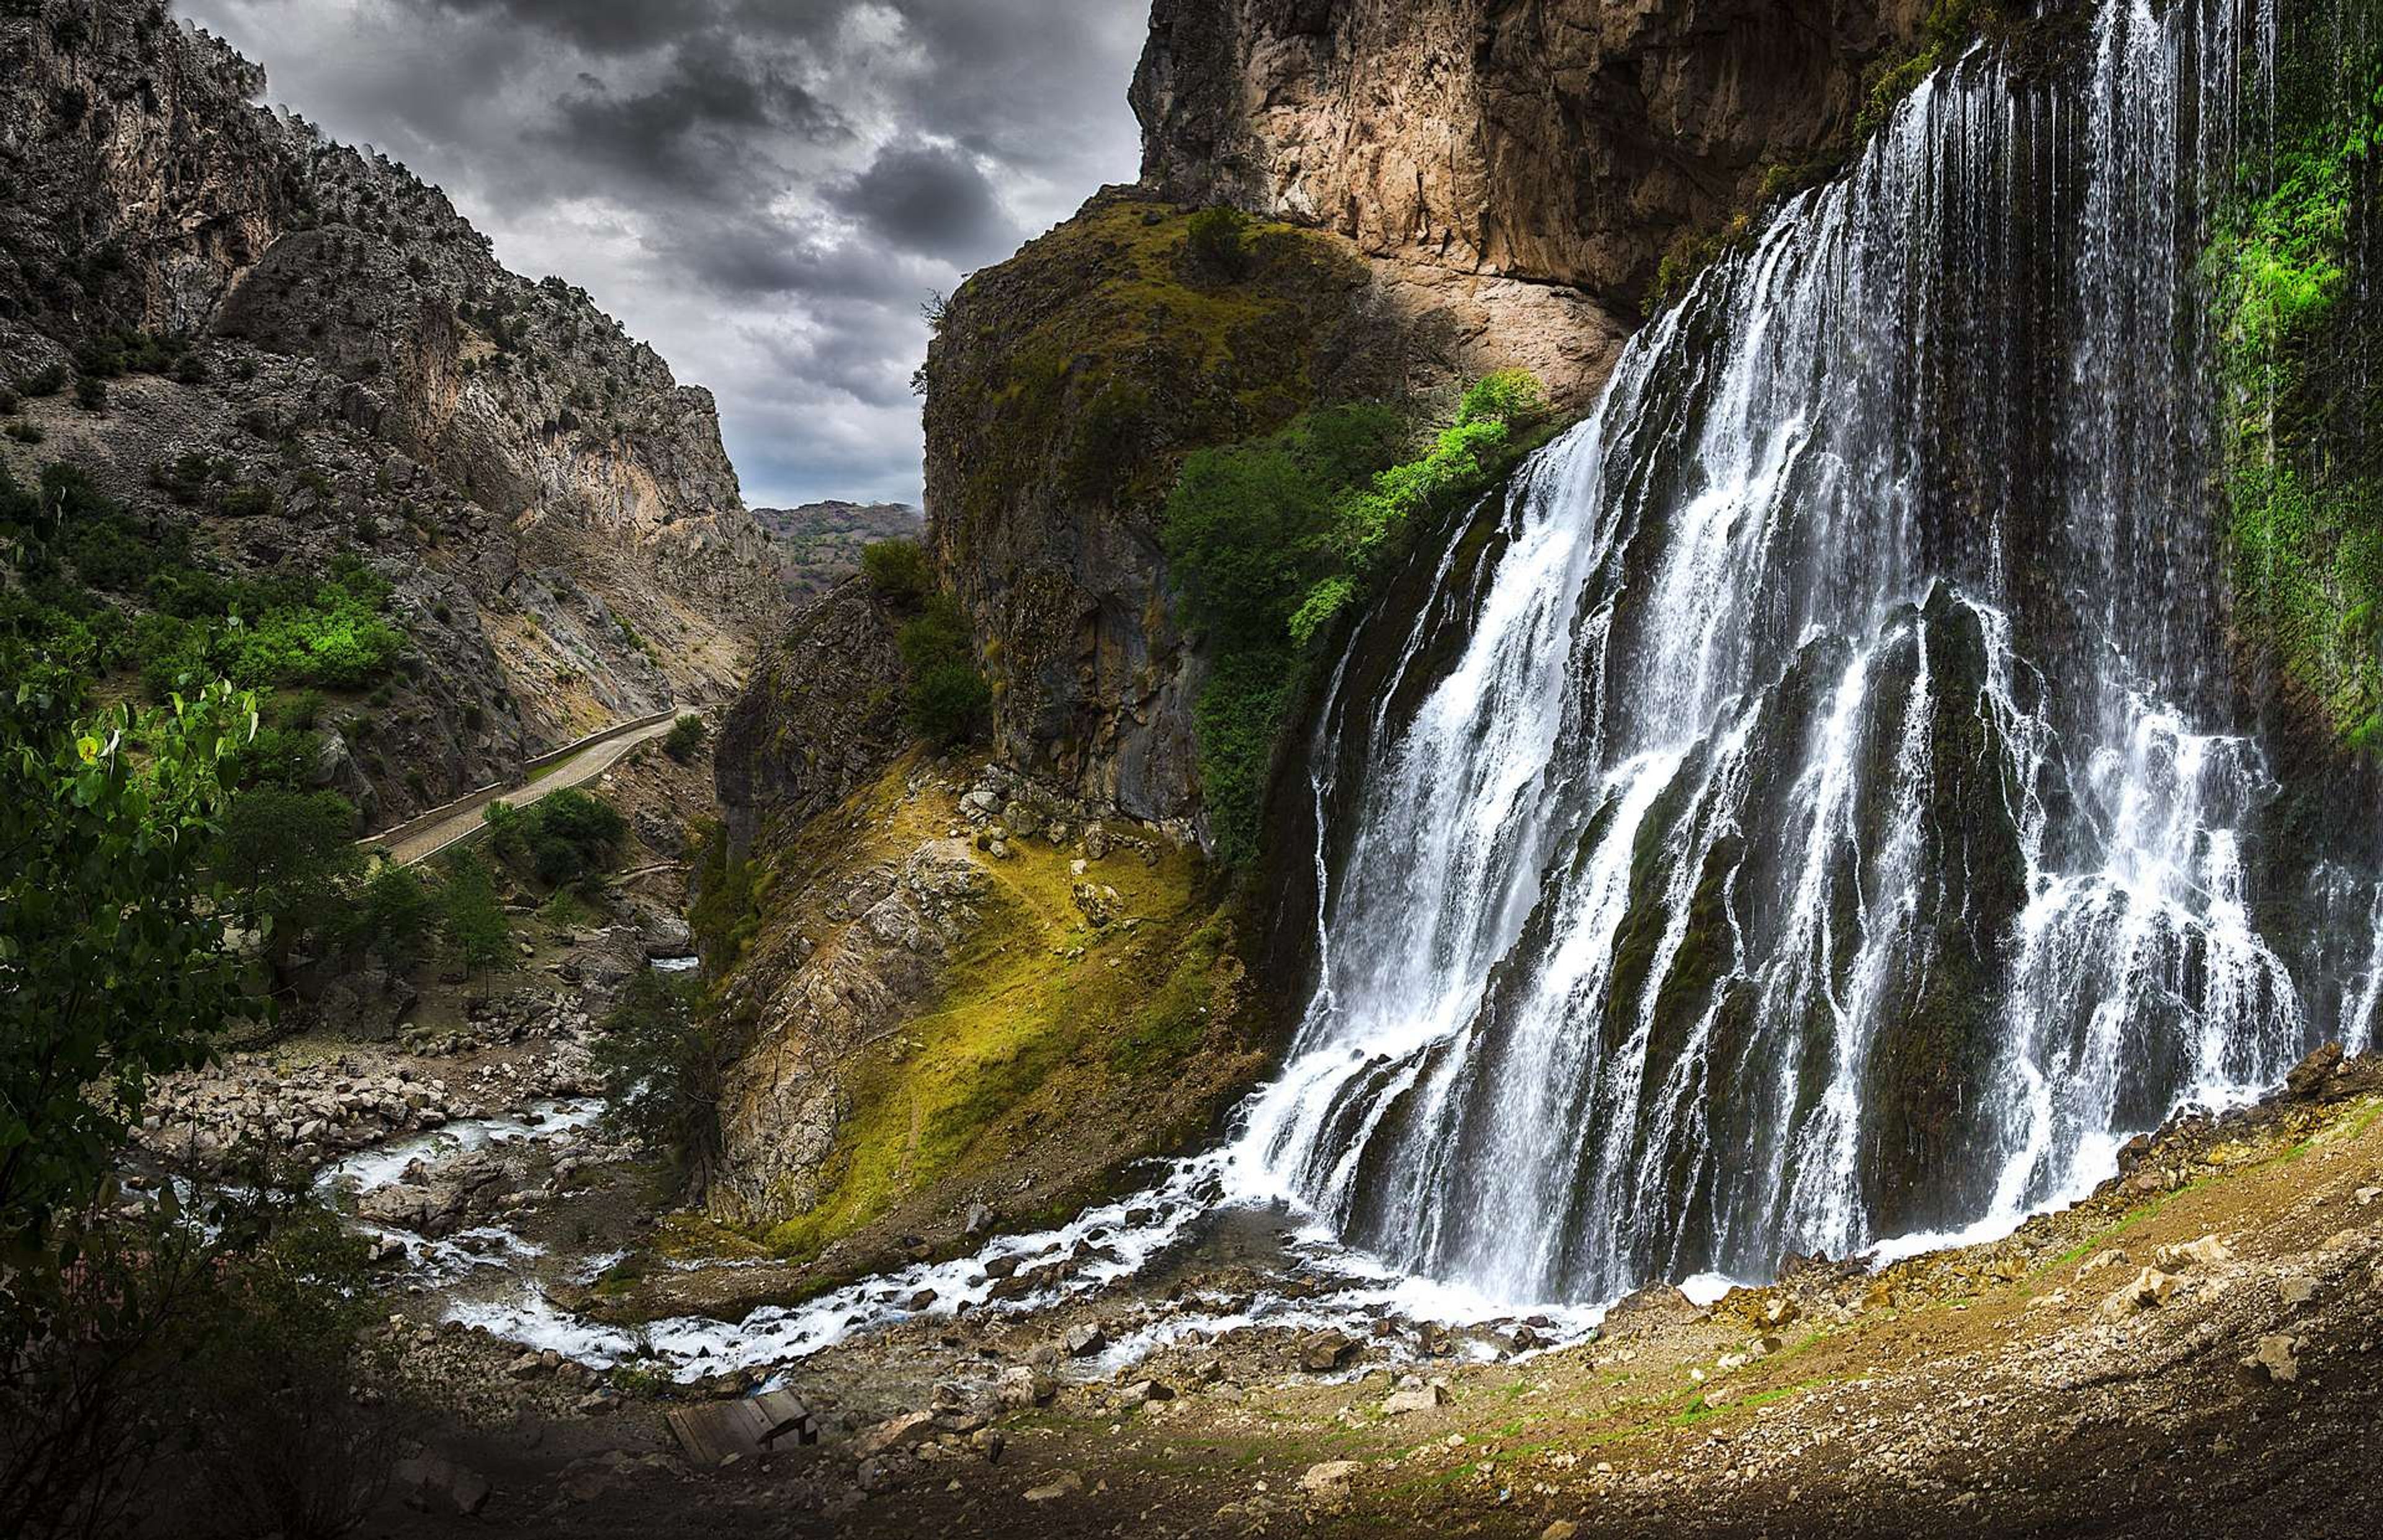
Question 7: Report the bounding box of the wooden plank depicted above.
[666,1393,819,1464]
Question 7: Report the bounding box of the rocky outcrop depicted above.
[920,189,1419,821]
[714,578,909,864]
[1133,0,1924,325]
[908,6,1929,830]
[0,1,775,820]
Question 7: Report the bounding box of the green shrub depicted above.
[485,787,626,887]
[19,363,67,398]
[860,537,931,608]
[354,861,436,970]
[896,596,990,747]
[1159,379,1553,864]
[213,787,362,955]
[218,484,276,518]
[71,375,105,412]
[663,712,706,761]
[2,421,40,445]
[1186,206,1252,279]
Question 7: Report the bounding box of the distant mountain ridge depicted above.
[753,500,923,607]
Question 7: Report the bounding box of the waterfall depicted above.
[1222,0,2372,1307]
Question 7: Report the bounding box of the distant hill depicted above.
[755,501,924,606]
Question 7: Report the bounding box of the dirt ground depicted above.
[351,1054,2383,1539]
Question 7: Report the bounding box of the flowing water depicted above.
[1216,0,2375,1307]
[352,0,2380,1379]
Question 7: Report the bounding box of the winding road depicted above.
[385,715,676,867]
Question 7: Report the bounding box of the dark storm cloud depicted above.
[180,0,1149,507]
[828,142,1016,262]
[540,45,850,201]
[426,0,719,55]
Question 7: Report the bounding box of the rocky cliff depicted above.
[1134,0,1926,340]
[0,0,775,825]
[901,2,1929,830]
[700,0,1952,1276]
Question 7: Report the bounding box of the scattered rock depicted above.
[851,1411,936,1460]
[2153,1235,2232,1271]
[2101,1266,2177,1317]
[1300,1331,1358,1373]
[1299,1459,1362,1508]
[1024,1471,1085,1502]
[1381,1381,1447,1416]
[1064,1324,1108,1358]
[2244,1333,2303,1383]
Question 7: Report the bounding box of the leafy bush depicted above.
[18,362,67,397]
[213,787,362,957]
[663,712,706,761]
[0,674,264,1233]
[860,537,931,608]
[896,595,990,747]
[485,787,626,887]
[1186,206,1252,279]
[352,861,436,970]
[71,375,105,411]
[1160,379,1553,864]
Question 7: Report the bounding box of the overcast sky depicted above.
[178,0,1150,509]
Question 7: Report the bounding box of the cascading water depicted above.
[369,0,2377,1383]
[1220,0,2377,1307]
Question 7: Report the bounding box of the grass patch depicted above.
[755,764,1235,1262]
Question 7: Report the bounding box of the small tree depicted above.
[859,537,930,609]
[896,596,990,747]
[353,861,435,971]
[213,787,362,956]
[432,849,511,972]
[663,712,706,761]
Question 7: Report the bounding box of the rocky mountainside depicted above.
[704,0,1953,1273]
[890,2,1931,831]
[0,0,775,826]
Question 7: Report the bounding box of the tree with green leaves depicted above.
[431,849,512,973]
[212,786,362,959]
[0,664,264,1236]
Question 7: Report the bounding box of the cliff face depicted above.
[0,1,774,821]
[905,3,1924,828]
[1133,0,1924,326]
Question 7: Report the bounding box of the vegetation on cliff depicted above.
[1162,373,1556,864]
[2213,14,2382,745]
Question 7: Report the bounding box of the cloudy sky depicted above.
[178,0,1150,509]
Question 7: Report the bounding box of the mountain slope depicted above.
[0,0,774,826]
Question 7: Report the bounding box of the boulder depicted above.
[2101,1266,2177,1317]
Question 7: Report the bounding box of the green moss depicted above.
[757,768,1239,1263]
[2212,26,2382,743]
